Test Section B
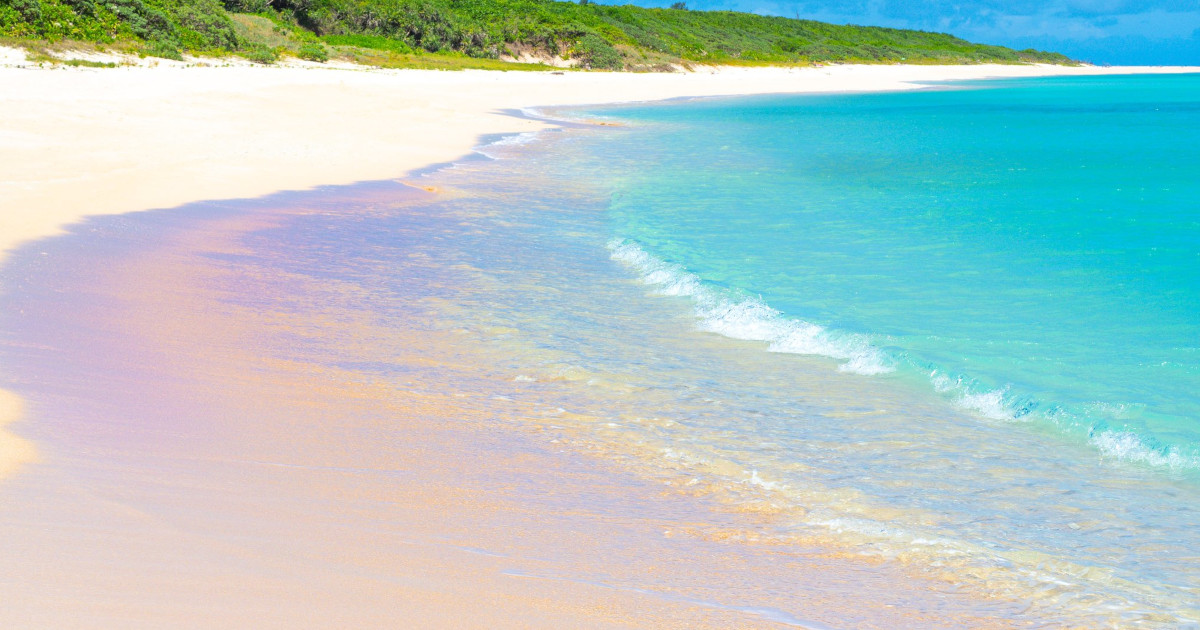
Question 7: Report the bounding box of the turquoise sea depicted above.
[477,74,1200,623]
[586,75,1200,473]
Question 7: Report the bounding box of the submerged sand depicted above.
[0,389,36,476]
[0,183,1035,628]
[2,51,1197,626]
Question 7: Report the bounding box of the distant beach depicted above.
[5,51,1196,263]
[2,53,1198,627]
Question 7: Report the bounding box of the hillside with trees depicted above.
[1,0,1074,68]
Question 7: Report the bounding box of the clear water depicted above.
[307,74,1200,624]
[398,75,1200,624]
[468,74,1200,624]
[577,74,1200,473]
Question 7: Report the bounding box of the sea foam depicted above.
[608,239,892,376]
[474,131,543,159]
[609,239,1200,472]
[1090,429,1200,471]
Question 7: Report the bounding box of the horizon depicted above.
[602,0,1200,66]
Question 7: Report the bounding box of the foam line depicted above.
[609,238,1200,472]
[608,238,892,376]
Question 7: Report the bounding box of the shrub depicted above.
[297,41,327,61]
[322,33,414,53]
[11,0,44,22]
[573,32,621,69]
[242,42,277,63]
[146,38,183,59]
[221,0,271,12]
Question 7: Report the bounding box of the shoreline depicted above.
[8,58,1193,481]
[0,63,1189,475]
[2,55,1198,625]
[0,177,1033,628]
[3,52,1198,264]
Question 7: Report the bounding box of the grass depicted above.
[2,36,133,65]
[333,46,563,70]
[60,57,118,67]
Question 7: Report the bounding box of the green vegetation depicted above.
[297,41,327,61]
[1,0,239,58]
[62,55,117,66]
[235,0,1073,67]
[1,0,1074,68]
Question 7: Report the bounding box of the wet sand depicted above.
[0,183,1039,628]
[0,389,35,476]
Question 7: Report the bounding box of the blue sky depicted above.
[619,0,1200,65]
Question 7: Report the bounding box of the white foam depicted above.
[489,131,541,147]
[930,371,1023,421]
[609,239,892,376]
[474,131,543,159]
[956,388,1018,421]
[930,371,1200,472]
[746,469,784,491]
[1090,430,1200,471]
[612,240,1200,474]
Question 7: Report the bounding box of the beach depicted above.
[6,52,1196,263]
[2,51,1198,627]
[4,52,1175,475]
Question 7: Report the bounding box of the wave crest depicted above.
[609,239,1200,473]
[608,238,892,376]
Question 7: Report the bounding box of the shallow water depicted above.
[0,179,1033,629]
[456,77,1200,624]
[580,75,1200,473]
[444,114,1200,624]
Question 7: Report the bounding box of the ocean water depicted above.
[584,74,1200,472]
[4,73,1199,626]
[470,75,1200,624]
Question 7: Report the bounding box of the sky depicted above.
[622,0,1200,65]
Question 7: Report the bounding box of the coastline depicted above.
[3,52,1197,264]
[0,177,1034,628]
[2,53,1199,625]
[7,57,1187,482]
